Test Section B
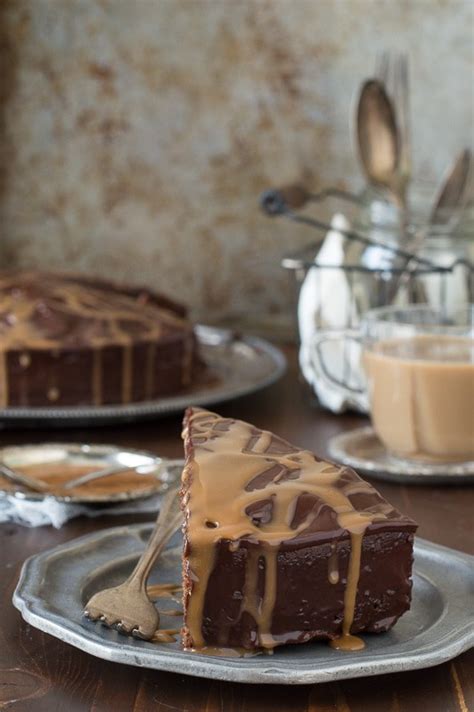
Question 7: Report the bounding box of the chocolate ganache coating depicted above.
[0,271,199,407]
[180,408,417,653]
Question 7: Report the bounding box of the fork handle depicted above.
[128,512,182,590]
[126,487,182,591]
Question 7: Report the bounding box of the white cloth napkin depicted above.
[0,460,183,528]
[298,213,368,414]
[297,207,470,414]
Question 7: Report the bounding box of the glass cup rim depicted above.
[363,303,474,329]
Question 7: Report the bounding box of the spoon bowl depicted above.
[356,79,403,206]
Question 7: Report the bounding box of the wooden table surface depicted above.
[1,345,473,712]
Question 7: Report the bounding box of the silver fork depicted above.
[375,50,422,301]
[376,51,411,204]
[84,486,182,640]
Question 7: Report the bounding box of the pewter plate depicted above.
[13,524,474,685]
[0,327,286,427]
[328,426,474,485]
[0,445,182,504]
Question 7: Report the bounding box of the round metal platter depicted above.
[13,524,474,685]
[328,426,474,485]
[0,327,286,428]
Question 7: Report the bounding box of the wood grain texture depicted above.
[0,346,473,712]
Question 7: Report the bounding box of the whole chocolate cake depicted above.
[180,408,417,653]
[0,271,199,407]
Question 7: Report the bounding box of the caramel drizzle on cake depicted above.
[0,271,194,407]
[182,409,398,652]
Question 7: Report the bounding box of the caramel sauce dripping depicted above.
[328,542,339,585]
[182,410,391,653]
[192,646,267,658]
[0,271,194,407]
[0,352,7,407]
[122,343,133,404]
[146,583,183,599]
[145,343,157,400]
[151,628,180,644]
[181,336,194,387]
[144,584,183,646]
[92,348,103,406]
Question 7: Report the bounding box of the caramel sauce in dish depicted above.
[180,409,407,655]
[0,271,195,407]
[0,462,160,499]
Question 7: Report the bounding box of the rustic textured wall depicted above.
[0,0,472,326]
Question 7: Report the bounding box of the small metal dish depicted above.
[0,443,180,504]
[328,426,474,485]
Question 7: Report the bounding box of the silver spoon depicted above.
[0,462,50,493]
[356,79,405,209]
[375,52,411,199]
[62,461,160,491]
[63,457,183,491]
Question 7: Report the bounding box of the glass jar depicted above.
[352,182,474,309]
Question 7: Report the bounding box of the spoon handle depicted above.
[0,463,50,493]
[62,461,161,491]
[61,463,135,490]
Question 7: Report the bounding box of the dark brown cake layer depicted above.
[194,531,415,650]
[0,271,199,407]
[180,407,417,652]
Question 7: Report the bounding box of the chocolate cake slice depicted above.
[180,407,417,653]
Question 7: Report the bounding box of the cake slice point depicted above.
[180,407,417,653]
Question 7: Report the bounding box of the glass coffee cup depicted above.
[312,305,474,465]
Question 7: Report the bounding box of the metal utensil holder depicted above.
[260,184,474,410]
[261,182,473,313]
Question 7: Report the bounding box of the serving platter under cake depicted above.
[13,524,474,685]
[0,327,286,427]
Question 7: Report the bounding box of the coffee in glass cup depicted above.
[312,305,474,465]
